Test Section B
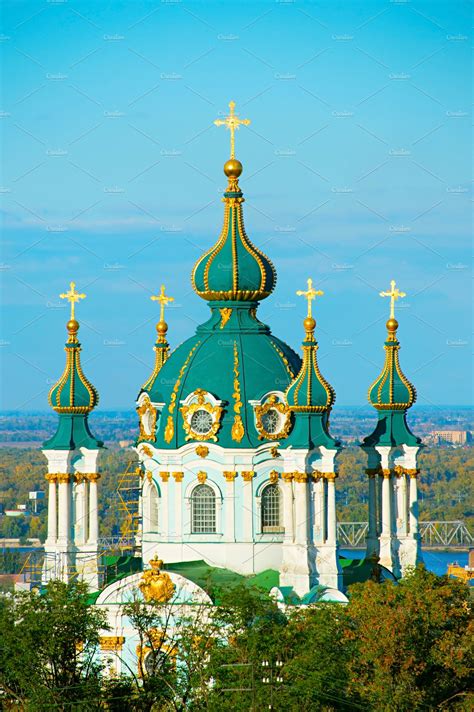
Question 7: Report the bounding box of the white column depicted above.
[159,473,169,541]
[397,474,408,536]
[74,478,88,545]
[173,472,183,540]
[281,475,294,542]
[409,473,418,535]
[242,472,254,541]
[88,474,99,544]
[224,473,236,542]
[46,475,57,544]
[326,474,337,545]
[368,474,377,538]
[57,475,71,545]
[294,475,309,545]
[381,472,392,536]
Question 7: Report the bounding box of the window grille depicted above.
[261,483,283,533]
[191,484,216,534]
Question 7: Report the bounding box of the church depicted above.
[39,102,423,671]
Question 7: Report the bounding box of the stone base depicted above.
[316,543,343,591]
[279,542,318,598]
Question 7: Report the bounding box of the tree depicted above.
[0,580,108,710]
[344,566,474,711]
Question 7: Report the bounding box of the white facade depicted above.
[42,446,102,591]
[364,444,422,577]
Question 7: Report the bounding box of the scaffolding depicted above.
[116,461,143,550]
[19,459,143,588]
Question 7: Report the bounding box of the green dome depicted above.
[44,319,103,451]
[191,166,276,301]
[48,321,99,414]
[286,326,335,413]
[368,322,416,410]
[138,303,301,449]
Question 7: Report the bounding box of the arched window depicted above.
[191,484,216,534]
[143,482,159,533]
[261,484,283,533]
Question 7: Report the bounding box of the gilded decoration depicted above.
[100,636,125,652]
[231,343,245,443]
[269,340,295,379]
[56,473,73,484]
[195,445,209,458]
[172,471,184,483]
[140,444,154,458]
[293,471,308,483]
[223,471,237,482]
[270,446,280,458]
[219,307,233,329]
[255,394,291,441]
[146,471,153,483]
[139,555,175,603]
[164,342,200,444]
[324,472,337,481]
[45,473,58,483]
[197,471,207,484]
[269,470,279,484]
[86,472,101,483]
[241,471,255,482]
[282,472,294,482]
[180,389,223,442]
[159,471,170,483]
[137,395,157,442]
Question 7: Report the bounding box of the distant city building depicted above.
[429,430,471,445]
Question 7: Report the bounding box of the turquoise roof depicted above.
[368,322,416,411]
[364,320,420,448]
[286,331,335,413]
[191,162,276,302]
[139,302,301,449]
[44,320,103,451]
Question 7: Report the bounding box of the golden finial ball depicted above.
[386,318,398,332]
[304,316,316,332]
[224,159,243,178]
[156,320,168,335]
[67,319,79,333]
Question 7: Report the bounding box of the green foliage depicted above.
[0,580,107,710]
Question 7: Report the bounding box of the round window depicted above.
[261,408,280,434]
[190,409,213,435]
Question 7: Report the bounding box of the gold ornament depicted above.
[223,471,237,482]
[282,472,294,482]
[59,281,86,321]
[231,343,245,443]
[380,279,406,322]
[219,307,233,329]
[164,342,200,443]
[172,471,184,483]
[241,471,255,482]
[137,395,157,442]
[141,444,153,458]
[255,394,291,441]
[214,100,251,160]
[159,471,170,483]
[195,445,209,458]
[197,471,207,484]
[293,472,308,483]
[269,470,279,484]
[139,555,175,603]
[180,389,223,442]
[100,636,125,652]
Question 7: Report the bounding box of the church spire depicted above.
[363,280,419,448]
[142,284,174,392]
[286,278,335,412]
[44,281,102,450]
[191,101,276,302]
[368,280,416,410]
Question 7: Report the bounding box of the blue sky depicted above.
[0,0,471,410]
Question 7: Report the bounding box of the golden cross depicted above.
[59,281,86,320]
[379,279,406,320]
[214,100,251,159]
[296,278,324,318]
[150,284,174,323]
